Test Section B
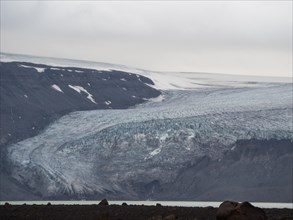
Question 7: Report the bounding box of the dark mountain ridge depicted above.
[0,61,160,147]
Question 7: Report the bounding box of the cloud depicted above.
[1,1,292,77]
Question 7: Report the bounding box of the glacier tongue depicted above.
[7,83,293,198]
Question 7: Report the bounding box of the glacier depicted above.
[6,82,292,200]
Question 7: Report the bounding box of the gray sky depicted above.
[1,1,292,77]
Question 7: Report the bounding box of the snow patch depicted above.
[68,85,97,104]
[34,67,46,73]
[19,64,45,73]
[51,84,64,93]
[50,67,60,70]
[75,70,84,73]
[24,94,28,98]
[120,78,127,81]
[104,101,111,105]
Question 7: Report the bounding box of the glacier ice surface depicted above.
[7,82,293,197]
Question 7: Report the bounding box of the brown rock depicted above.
[217,201,239,219]
[216,201,267,220]
[236,202,267,220]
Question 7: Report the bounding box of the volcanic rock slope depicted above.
[1,54,292,202]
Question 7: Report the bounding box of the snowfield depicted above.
[1,52,290,90]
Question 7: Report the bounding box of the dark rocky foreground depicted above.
[0,201,292,220]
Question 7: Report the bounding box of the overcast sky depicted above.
[1,1,292,77]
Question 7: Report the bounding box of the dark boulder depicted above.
[98,199,109,206]
[216,201,267,220]
[217,201,239,219]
